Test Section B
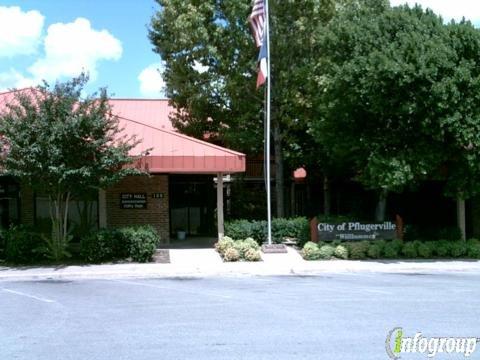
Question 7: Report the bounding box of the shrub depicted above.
[467,238,480,247]
[244,248,262,261]
[80,228,125,263]
[120,225,159,263]
[4,225,44,264]
[434,240,451,257]
[334,245,348,259]
[302,241,321,260]
[223,247,240,262]
[215,237,235,255]
[243,237,260,251]
[233,240,252,257]
[384,240,401,259]
[272,217,310,246]
[401,241,418,258]
[225,217,310,245]
[467,242,480,259]
[347,241,369,260]
[225,219,265,243]
[367,243,382,259]
[417,242,434,258]
[318,244,335,260]
[450,242,466,258]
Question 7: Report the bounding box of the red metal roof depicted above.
[0,90,245,174]
[109,98,176,131]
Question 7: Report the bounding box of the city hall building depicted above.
[0,90,246,243]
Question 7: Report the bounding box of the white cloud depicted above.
[28,18,122,82]
[138,63,166,98]
[0,69,34,90]
[390,0,480,23]
[0,16,123,91]
[0,6,44,58]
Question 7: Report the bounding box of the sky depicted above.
[0,0,164,98]
[0,1,479,99]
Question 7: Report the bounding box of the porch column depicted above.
[99,189,107,228]
[457,197,466,241]
[217,173,224,240]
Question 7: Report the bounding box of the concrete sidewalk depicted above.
[1,246,480,281]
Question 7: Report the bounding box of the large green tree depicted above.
[149,0,344,217]
[311,3,480,220]
[0,75,142,260]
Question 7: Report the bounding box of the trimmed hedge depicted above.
[301,238,479,261]
[80,225,159,263]
[225,217,310,246]
[4,225,45,264]
[80,228,125,263]
[120,225,159,263]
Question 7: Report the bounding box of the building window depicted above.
[35,194,98,238]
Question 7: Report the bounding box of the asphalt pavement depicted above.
[1,273,479,359]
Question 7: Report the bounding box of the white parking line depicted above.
[2,288,55,303]
[113,280,232,300]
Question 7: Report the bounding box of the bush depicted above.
[434,240,451,257]
[80,228,125,263]
[384,240,402,259]
[401,241,418,258]
[223,247,240,262]
[244,248,262,261]
[318,244,335,260]
[347,241,369,260]
[272,217,310,246]
[467,238,480,247]
[215,236,235,255]
[243,237,260,251]
[224,219,266,244]
[4,225,44,264]
[225,217,310,245]
[302,241,321,260]
[467,242,480,259]
[233,240,253,257]
[450,242,466,258]
[367,243,382,259]
[334,245,348,259]
[417,241,434,258]
[120,225,159,263]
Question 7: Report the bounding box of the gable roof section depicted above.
[108,98,176,131]
[0,89,245,174]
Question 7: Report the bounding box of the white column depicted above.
[98,189,107,228]
[217,173,224,240]
[457,198,466,241]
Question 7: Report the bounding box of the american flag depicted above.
[248,0,265,48]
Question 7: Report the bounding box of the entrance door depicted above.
[169,175,216,236]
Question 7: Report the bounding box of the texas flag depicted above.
[256,34,268,88]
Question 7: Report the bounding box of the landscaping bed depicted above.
[0,224,160,266]
[301,239,480,260]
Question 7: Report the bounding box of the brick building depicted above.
[0,91,246,243]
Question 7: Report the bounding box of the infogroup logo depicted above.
[385,327,478,359]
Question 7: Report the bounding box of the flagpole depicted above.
[265,0,272,245]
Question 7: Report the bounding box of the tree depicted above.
[310,3,480,220]
[0,75,142,260]
[149,0,343,218]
